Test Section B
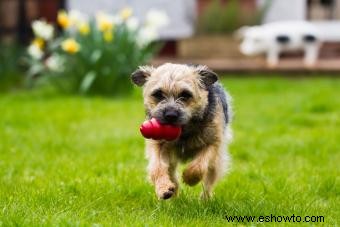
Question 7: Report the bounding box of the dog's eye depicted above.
[178,90,193,101]
[151,89,165,101]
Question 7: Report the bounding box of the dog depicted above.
[131,63,232,199]
[237,21,322,67]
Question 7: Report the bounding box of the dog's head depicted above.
[131,63,218,125]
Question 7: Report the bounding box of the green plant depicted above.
[0,43,24,91]
[26,8,169,96]
[196,0,270,35]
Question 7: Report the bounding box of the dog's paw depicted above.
[182,166,203,186]
[156,182,176,200]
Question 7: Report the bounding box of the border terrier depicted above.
[131,63,232,200]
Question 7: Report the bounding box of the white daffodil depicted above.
[145,9,169,29]
[66,10,91,35]
[28,44,43,60]
[126,17,139,32]
[69,10,88,27]
[46,55,64,72]
[32,20,54,40]
[137,27,158,47]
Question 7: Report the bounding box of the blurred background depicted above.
[1,0,340,95]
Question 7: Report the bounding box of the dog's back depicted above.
[209,82,232,125]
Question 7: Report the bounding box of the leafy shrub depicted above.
[196,0,270,35]
[26,8,169,96]
[0,43,24,91]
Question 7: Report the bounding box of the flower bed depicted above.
[26,8,168,95]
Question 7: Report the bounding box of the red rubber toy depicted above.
[140,118,182,141]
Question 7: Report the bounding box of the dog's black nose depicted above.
[164,109,179,123]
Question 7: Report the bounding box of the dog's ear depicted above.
[131,65,154,86]
[195,65,218,88]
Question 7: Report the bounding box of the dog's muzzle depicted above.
[163,107,180,124]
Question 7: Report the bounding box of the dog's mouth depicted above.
[151,108,188,126]
[156,117,183,126]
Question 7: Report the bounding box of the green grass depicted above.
[0,77,339,226]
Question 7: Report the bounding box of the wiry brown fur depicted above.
[131,63,232,200]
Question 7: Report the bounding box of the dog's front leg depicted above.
[146,142,178,200]
[183,145,226,199]
[182,146,213,187]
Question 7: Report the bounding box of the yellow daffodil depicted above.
[32,38,44,49]
[120,7,133,20]
[57,11,71,29]
[61,38,80,54]
[99,20,113,32]
[78,22,90,35]
[96,13,114,32]
[103,31,113,43]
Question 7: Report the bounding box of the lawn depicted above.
[0,77,339,226]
